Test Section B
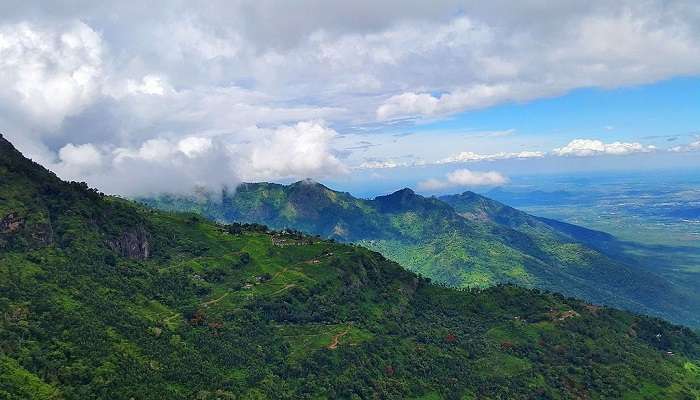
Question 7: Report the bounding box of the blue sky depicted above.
[418,77,700,144]
[1,1,699,196]
[326,77,700,196]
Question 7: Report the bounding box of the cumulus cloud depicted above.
[239,121,347,181]
[58,143,103,167]
[0,21,103,130]
[553,139,656,157]
[438,150,545,164]
[418,169,508,191]
[377,84,515,120]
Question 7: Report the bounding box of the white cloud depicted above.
[114,139,176,162]
[373,5,700,120]
[125,75,172,96]
[669,140,700,152]
[358,160,404,169]
[0,21,103,130]
[240,121,347,181]
[355,149,543,169]
[418,169,508,191]
[377,84,514,120]
[553,139,656,157]
[438,150,545,164]
[177,136,213,158]
[49,121,346,195]
[58,143,103,168]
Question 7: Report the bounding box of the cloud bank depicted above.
[438,150,545,164]
[357,138,658,170]
[552,139,656,157]
[50,121,346,195]
[670,140,700,153]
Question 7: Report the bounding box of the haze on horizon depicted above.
[1,0,699,197]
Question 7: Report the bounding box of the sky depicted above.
[1,0,699,197]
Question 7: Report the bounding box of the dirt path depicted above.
[271,268,288,280]
[327,327,351,350]
[269,284,296,296]
[201,291,230,306]
[163,313,180,323]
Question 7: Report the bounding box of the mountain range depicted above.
[2,135,700,398]
[141,181,700,328]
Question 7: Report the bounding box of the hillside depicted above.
[2,136,700,398]
[142,182,700,328]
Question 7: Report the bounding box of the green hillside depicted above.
[141,182,700,328]
[2,137,700,399]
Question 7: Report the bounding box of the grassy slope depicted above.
[1,138,700,399]
[142,183,700,328]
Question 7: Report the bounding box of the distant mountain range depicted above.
[141,181,700,328]
[4,135,700,398]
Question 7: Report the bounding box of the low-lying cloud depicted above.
[50,121,346,195]
[418,169,508,191]
[438,150,545,164]
[669,140,700,153]
[553,139,656,157]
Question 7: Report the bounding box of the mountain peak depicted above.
[378,187,417,201]
[292,178,319,185]
[289,179,329,190]
[373,187,429,213]
[394,187,415,195]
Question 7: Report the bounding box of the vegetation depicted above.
[2,136,700,398]
[141,181,700,328]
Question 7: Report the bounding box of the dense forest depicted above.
[1,134,700,399]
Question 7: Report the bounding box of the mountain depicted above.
[142,182,700,328]
[439,191,617,248]
[2,135,700,399]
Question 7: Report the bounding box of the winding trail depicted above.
[269,284,297,296]
[163,313,180,323]
[202,291,230,306]
[271,267,288,280]
[327,326,351,350]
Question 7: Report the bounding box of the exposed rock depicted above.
[107,226,151,261]
[1,212,24,233]
[32,221,54,245]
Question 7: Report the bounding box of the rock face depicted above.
[107,226,150,261]
[31,221,54,246]
[0,212,53,248]
[1,212,24,233]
